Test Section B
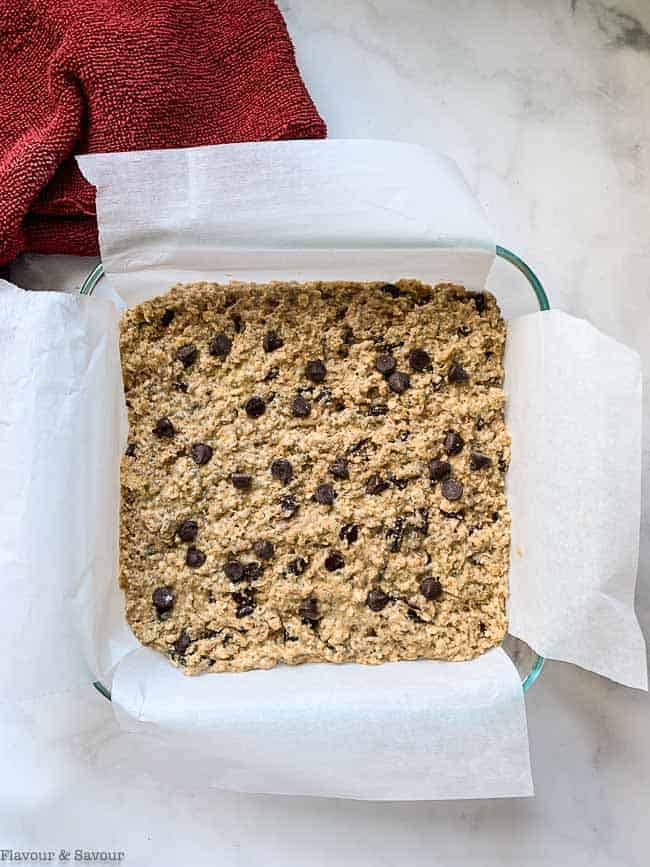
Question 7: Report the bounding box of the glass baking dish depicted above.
[82,245,548,700]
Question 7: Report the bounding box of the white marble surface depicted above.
[3,1,650,864]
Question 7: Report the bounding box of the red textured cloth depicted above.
[0,0,325,266]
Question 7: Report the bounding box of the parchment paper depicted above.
[506,312,646,688]
[0,280,136,701]
[0,141,644,801]
[79,140,495,306]
[108,647,531,800]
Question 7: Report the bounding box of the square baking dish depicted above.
[80,244,548,700]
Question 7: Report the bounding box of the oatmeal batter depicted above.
[119,279,510,674]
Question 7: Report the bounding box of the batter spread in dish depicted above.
[119,279,510,674]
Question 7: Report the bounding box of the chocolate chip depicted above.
[176,343,197,368]
[386,516,406,553]
[232,314,244,333]
[329,457,349,480]
[231,472,253,490]
[243,562,263,581]
[366,474,389,495]
[420,576,443,600]
[366,589,389,611]
[161,308,176,327]
[408,348,431,371]
[173,630,191,655]
[498,455,508,473]
[388,475,410,490]
[271,458,293,484]
[479,621,487,634]
[379,283,401,298]
[368,404,389,416]
[429,459,451,481]
[440,508,464,520]
[288,557,308,575]
[443,431,464,455]
[441,478,463,501]
[472,292,487,314]
[177,519,198,542]
[407,608,427,623]
[387,371,410,394]
[313,483,336,505]
[279,495,299,516]
[264,366,279,382]
[125,443,137,457]
[347,437,372,455]
[375,354,396,376]
[470,452,492,471]
[324,550,345,571]
[299,597,320,622]
[339,523,359,545]
[245,396,266,418]
[236,604,255,618]
[305,359,327,383]
[335,401,346,412]
[448,361,469,383]
[224,560,244,582]
[457,325,472,337]
[153,417,175,438]
[209,333,232,357]
[152,586,174,612]
[492,512,500,523]
[232,587,254,605]
[263,330,284,352]
[186,547,206,568]
[173,380,189,393]
[253,539,274,560]
[191,443,213,465]
[292,394,311,417]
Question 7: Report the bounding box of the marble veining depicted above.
[577,0,650,52]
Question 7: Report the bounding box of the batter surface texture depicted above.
[119,279,510,674]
